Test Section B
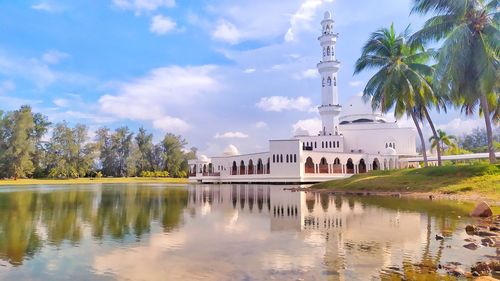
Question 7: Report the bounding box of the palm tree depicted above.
[354,24,436,167]
[410,0,499,164]
[429,129,457,156]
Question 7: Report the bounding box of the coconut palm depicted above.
[354,24,436,167]
[410,0,499,163]
[429,129,457,155]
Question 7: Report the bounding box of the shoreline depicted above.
[0,177,189,186]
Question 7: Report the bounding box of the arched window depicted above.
[393,143,396,149]
[329,141,332,148]
[319,158,328,174]
[273,154,276,163]
[314,142,317,148]
[327,77,332,86]
[305,157,315,174]
[359,159,367,173]
[280,155,283,163]
[286,154,289,163]
[337,141,339,147]
[322,78,325,87]
[327,46,331,56]
[322,142,324,148]
[294,154,297,163]
[386,143,388,148]
[240,160,245,175]
[257,158,263,174]
[334,77,337,86]
[232,161,237,175]
[346,158,354,174]
[248,159,254,174]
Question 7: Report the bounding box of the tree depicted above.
[161,133,187,177]
[112,127,133,177]
[429,129,457,156]
[354,24,435,167]
[410,0,499,163]
[30,113,51,177]
[135,127,154,174]
[459,127,500,153]
[1,106,36,178]
[46,122,93,178]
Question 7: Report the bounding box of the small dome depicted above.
[198,154,209,161]
[223,145,239,156]
[385,147,397,155]
[324,11,332,20]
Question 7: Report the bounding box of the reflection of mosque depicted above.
[187,185,424,280]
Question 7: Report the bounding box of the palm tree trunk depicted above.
[411,110,428,167]
[424,107,441,166]
[479,94,496,164]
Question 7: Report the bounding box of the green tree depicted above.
[30,113,51,177]
[354,24,435,167]
[46,122,93,178]
[135,127,154,174]
[429,129,457,156]
[161,133,187,177]
[2,106,36,178]
[112,127,133,177]
[410,0,499,163]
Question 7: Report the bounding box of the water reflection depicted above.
[0,184,495,281]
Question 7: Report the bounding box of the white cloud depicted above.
[285,0,333,42]
[150,15,176,35]
[254,121,267,129]
[42,50,69,64]
[243,68,256,74]
[99,65,221,133]
[212,20,241,44]
[256,96,313,112]
[53,98,70,107]
[31,2,64,13]
[437,118,484,137]
[349,80,364,87]
[292,118,322,136]
[214,131,249,139]
[294,68,318,80]
[112,0,175,13]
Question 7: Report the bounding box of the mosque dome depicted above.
[198,154,209,162]
[223,145,239,156]
[339,94,387,124]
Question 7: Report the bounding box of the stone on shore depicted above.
[463,242,479,250]
[471,201,493,217]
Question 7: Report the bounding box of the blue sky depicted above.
[0,0,485,156]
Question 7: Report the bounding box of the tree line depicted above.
[0,105,197,179]
[354,0,499,166]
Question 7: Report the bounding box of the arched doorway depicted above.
[240,160,246,175]
[257,159,263,174]
[346,158,354,174]
[333,158,341,173]
[389,158,394,170]
[305,157,315,174]
[248,159,254,175]
[319,157,329,173]
[372,158,380,171]
[266,158,270,174]
[208,163,213,174]
[232,161,237,175]
[359,159,367,173]
[203,164,207,176]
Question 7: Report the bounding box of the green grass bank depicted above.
[0,177,188,186]
[312,164,500,202]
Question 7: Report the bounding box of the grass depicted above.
[312,164,500,202]
[0,177,189,186]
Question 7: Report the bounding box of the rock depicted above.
[464,242,479,250]
[471,201,493,217]
[435,234,445,240]
[476,231,498,237]
[472,271,480,277]
[481,237,496,247]
[471,262,491,276]
[467,225,478,234]
[490,226,500,232]
[447,267,465,277]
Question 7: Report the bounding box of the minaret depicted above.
[317,11,341,136]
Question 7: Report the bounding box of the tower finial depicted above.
[324,11,332,20]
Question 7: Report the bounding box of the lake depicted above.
[0,184,496,280]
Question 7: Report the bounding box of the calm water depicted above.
[0,184,496,281]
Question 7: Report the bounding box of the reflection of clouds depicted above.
[223,210,239,233]
[93,229,187,280]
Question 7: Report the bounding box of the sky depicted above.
[0,0,487,156]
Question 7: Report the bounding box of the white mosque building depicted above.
[189,12,417,184]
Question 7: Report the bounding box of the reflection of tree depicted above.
[0,186,189,265]
[0,191,42,265]
[320,193,330,212]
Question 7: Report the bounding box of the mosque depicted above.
[188,12,417,183]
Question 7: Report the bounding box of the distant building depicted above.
[189,12,416,183]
